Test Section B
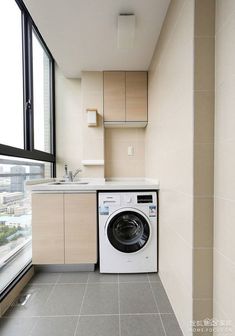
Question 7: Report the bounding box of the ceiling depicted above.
[23,0,170,78]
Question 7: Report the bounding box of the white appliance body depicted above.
[98,191,158,273]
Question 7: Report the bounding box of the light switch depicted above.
[128,145,134,156]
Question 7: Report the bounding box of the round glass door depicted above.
[107,211,150,253]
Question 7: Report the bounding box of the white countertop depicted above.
[30,178,159,192]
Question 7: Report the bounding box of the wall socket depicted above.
[128,145,134,156]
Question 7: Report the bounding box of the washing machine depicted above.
[98,191,158,273]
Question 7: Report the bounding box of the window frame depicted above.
[0,0,56,176]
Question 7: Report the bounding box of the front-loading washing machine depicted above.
[98,191,158,273]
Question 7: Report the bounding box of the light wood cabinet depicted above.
[103,71,125,121]
[64,193,97,264]
[126,72,147,122]
[32,193,97,265]
[32,193,64,264]
[103,71,147,124]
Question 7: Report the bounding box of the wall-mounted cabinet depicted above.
[103,71,147,127]
[126,72,148,122]
[103,71,126,122]
[32,193,97,265]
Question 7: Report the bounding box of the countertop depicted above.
[30,178,159,193]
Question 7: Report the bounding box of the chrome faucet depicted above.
[63,164,70,181]
[68,168,82,182]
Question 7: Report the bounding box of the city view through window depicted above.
[0,157,51,292]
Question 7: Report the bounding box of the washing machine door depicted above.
[107,210,150,253]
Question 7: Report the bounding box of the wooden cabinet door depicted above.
[64,193,97,264]
[126,72,147,121]
[103,71,125,121]
[32,194,64,264]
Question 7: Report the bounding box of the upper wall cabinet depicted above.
[103,71,126,122]
[126,72,148,122]
[103,71,148,127]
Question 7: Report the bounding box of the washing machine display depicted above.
[107,210,150,253]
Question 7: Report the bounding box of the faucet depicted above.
[68,168,82,182]
[63,164,70,181]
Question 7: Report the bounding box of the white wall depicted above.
[214,1,235,333]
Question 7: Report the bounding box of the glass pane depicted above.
[32,31,51,153]
[0,0,24,148]
[0,156,52,293]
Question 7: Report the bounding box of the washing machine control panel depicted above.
[137,194,153,203]
[99,192,157,216]
[124,195,132,203]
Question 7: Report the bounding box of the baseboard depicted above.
[0,266,34,317]
[34,264,95,272]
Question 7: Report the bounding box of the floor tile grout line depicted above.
[30,280,161,285]
[73,272,90,336]
[147,274,167,336]
[0,312,175,319]
[57,273,63,282]
[43,272,62,305]
[31,282,89,286]
[27,316,39,336]
[118,273,121,336]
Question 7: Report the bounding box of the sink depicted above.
[51,182,89,185]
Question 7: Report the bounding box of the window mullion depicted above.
[22,13,34,151]
[50,60,56,156]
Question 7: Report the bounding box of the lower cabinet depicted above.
[32,192,97,265]
[32,193,64,264]
[64,193,97,264]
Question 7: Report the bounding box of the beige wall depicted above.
[146,0,215,334]
[55,69,105,178]
[105,129,145,178]
[56,68,145,179]
[55,66,83,177]
[193,0,215,332]
[81,71,104,178]
[146,1,195,334]
[214,0,235,333]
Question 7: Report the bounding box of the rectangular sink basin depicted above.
[51,182,89,185]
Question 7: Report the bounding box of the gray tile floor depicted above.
[0,270,183,336]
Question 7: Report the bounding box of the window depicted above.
[0,0,24,149]
[0,0,55,161]
[0,0,55,295]
[32,30,52,153]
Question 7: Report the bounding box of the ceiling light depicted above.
[117,14,136,49]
